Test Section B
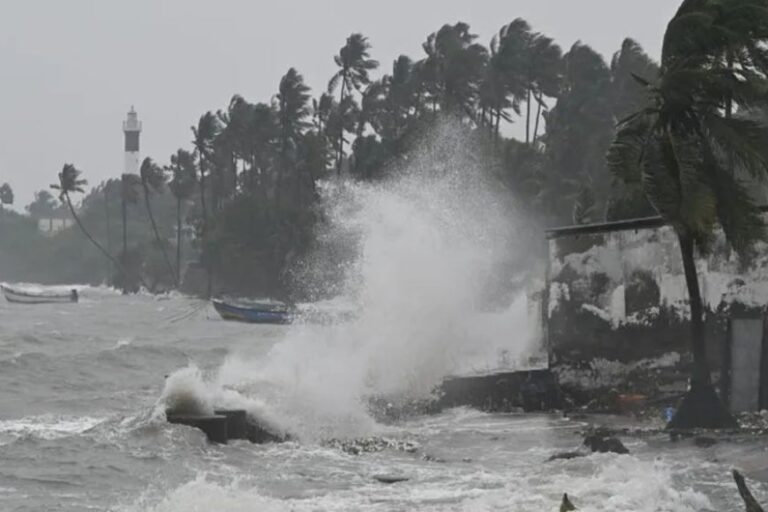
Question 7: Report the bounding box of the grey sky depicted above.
[0,0,680,210]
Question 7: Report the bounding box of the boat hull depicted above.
[212,299,292,325]
[1,285,78,305]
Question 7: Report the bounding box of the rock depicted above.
[733,470,766,512]
[548,451,586,462]
[694,436,717,448]
[373,474,410,484]
[421,453,446,463]
[582,429,629,454]
[560,493,577,511]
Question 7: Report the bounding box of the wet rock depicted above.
[373,474,410,484]
[560,493,577,511]
[421,453,446,463]
[694,436,717,448]
[733,470,765,512]
[582,429,629,454]
[547,451,586,462]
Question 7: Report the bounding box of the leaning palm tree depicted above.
[168,149,197,284]
[119,172,143,294]
[51,164,124,272]
[608,0,768,429]
[140,157,176,286]
[328,33,379,176]
[191,111,221,297]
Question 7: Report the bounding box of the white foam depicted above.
[0,414,104,444]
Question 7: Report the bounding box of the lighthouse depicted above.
[123,106,142,175]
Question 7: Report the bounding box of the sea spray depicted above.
[167,122,540,440]
[158,366,214,417]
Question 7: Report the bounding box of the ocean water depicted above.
[2,126,766,510]
[0,288,764,512]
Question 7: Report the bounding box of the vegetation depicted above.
[0,11,715,300]
[608,0,768,428]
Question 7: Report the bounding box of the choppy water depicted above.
[0,287,766,512]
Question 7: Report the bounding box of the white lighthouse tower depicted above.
[123,106,141,175]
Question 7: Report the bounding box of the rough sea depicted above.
[0,286,766,511]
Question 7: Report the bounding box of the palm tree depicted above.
[276,68,312,203]
[168,149,197,284]
[420,23,488,120]
[607,0,768,429]
[380,55,418,142]
[27,189,57,226]
[479,32,517,139]
[51,164,124,272]
[119,172,142,293]
[494,19,562,144]
[609,38,659,122]
[0,183,13,223]
[140,157,177,286]
[191,111,220,296]
[328,33,379,176]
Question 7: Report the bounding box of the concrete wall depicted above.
[546,220,768,390]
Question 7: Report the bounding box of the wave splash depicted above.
[160,123,540,440]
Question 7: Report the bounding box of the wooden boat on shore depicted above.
[1,285,79,304]
[212,299,292,324]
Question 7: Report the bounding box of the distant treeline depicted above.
[0,19,661,296]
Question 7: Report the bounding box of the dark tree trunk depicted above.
[176,196,183,285]
[104,189,113,282]
[336,77,347,177]
[198,154,212,298]
[121,191,128,295]
[679,232,709,385]
[533,93,543,143]
[143,183,177,287]
[64,192,139,289]
[525,88,532,144]
[667,231,737,430]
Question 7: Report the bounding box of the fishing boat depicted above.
[212,298,292,324]
[1,284,79,304]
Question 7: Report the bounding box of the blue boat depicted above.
[212,299,293,325]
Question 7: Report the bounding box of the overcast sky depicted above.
[0,0,680,210]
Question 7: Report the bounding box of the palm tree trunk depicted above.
[533,93,543,143]
[198,154,212,298]
[336,78,347,177]
[495,109,501,140]
[176,196,183,285]
[525,88,532,144]
[104,189,112,282]
[104,189,112,257]
[121,193,127,261]
[678,231,710,386]
[666,231,737,430]
[121,192,128,295]
[64,193,124,278]
[143,184,178,287]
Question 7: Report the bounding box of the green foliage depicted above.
[3,18,682,296]
[608,0,768,256]
[0,183,14,206]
